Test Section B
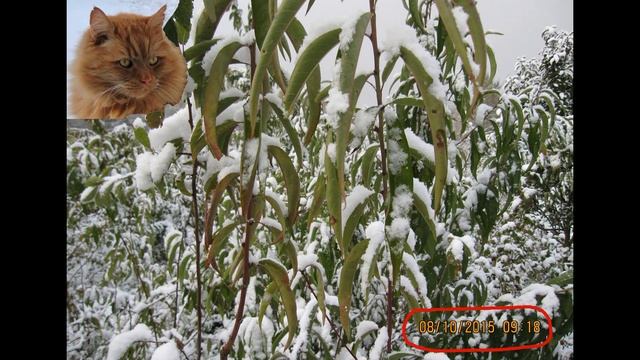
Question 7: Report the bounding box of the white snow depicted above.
[326,143,337,164]
[106,324,153,360]
[413,178,435,219]
[452,6,469,37]
[355,320,379,340]
[475,104,492,127]
[202,31,254,76]
[298,19,343,56]
[290,298,317,359]
[150,340,180,360]
[132,117,145,129]
[351,108,377,138]
[339,14,365,52]
[220,87,245,99]
[341,185,374,233]
[203,154,237,184]
[266,189,288,217]
[405,128,435,162]
[216,101,245,125]
[135,152,154,191]
[424,353,450,360]
[512,283,560,316]
[400,275,420,300]
[148,107,191,151]
[261,217,282,232]
[387,139,408,175]
[390,185,413,219]
[361,221,385,296]
[369,326,388,360]
[326,88,350,129]
[297,253,319,271]
[380,23,448,103]
[150,143,176,182]
[265,92,283,110]
[403,253,429,301]
[387,217,410,240]
[447,235,465,262]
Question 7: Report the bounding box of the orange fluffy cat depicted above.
[70,6,187,119]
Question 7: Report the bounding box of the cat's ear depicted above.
[148,5,167,30]
[89,7,113,41]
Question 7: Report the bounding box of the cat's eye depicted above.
[149,56,159,65]
[119,58,132,68]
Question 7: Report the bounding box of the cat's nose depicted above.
[140,74,155,85]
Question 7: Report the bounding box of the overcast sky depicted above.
[67,0,572,109]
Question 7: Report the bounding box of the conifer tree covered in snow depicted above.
[67,1,573,359]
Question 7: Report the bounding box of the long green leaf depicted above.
[338,239,369,341]
[284,28,341,112]
[434,0,475,82]
[202,41,243,159]
[458,0,487,85]
[258,258,298,349]
[400,46,448,213]
[335,13,372,203]
[268,145,300,226]
[249,0,307,136]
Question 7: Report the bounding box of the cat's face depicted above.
[74,6,186,110]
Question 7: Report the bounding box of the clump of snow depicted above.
[265,91,283,110]
[216,101,245,125]
[387,139,408,175]
[369,326,388,360]
[339,14,365,52]
[356,320,379,340]
[106,324,153,360]
[135,152,154,191]
[298,19,343,56]
[241,134,282,185]
[326,143,337,164]
[326,88,350,129]
[202,35,240,76]
[424,353,450,360]
[403,253,429,301]
[452,6,469,37]
[475,104,492,127]
[413,178,435,219]
[400,275,419,300]
[361,221,385,296]
[390,185,413,219]
[203,154,237,184]
[379,23,448,104]
[150,143,176,182]
[148,107,191,151]
[290,298,317,359]
[237,316,274,356]
[298,253,319,271]
[447,235,475,262]
[404,128,435,163]
[220,87,245,99]
[352,108,377,137]
[132,117,145,129]
[203,31,254,75]
[341,185,374,233]
[266,189,288,217]
[387,217,410,240]
[261,217,282,232]
[150,340,180,360]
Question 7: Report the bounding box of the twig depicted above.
[368,0,393,352]
[186,97,203,360]
[300,270,357,360]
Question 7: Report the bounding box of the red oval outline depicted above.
[401,305,553,353]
